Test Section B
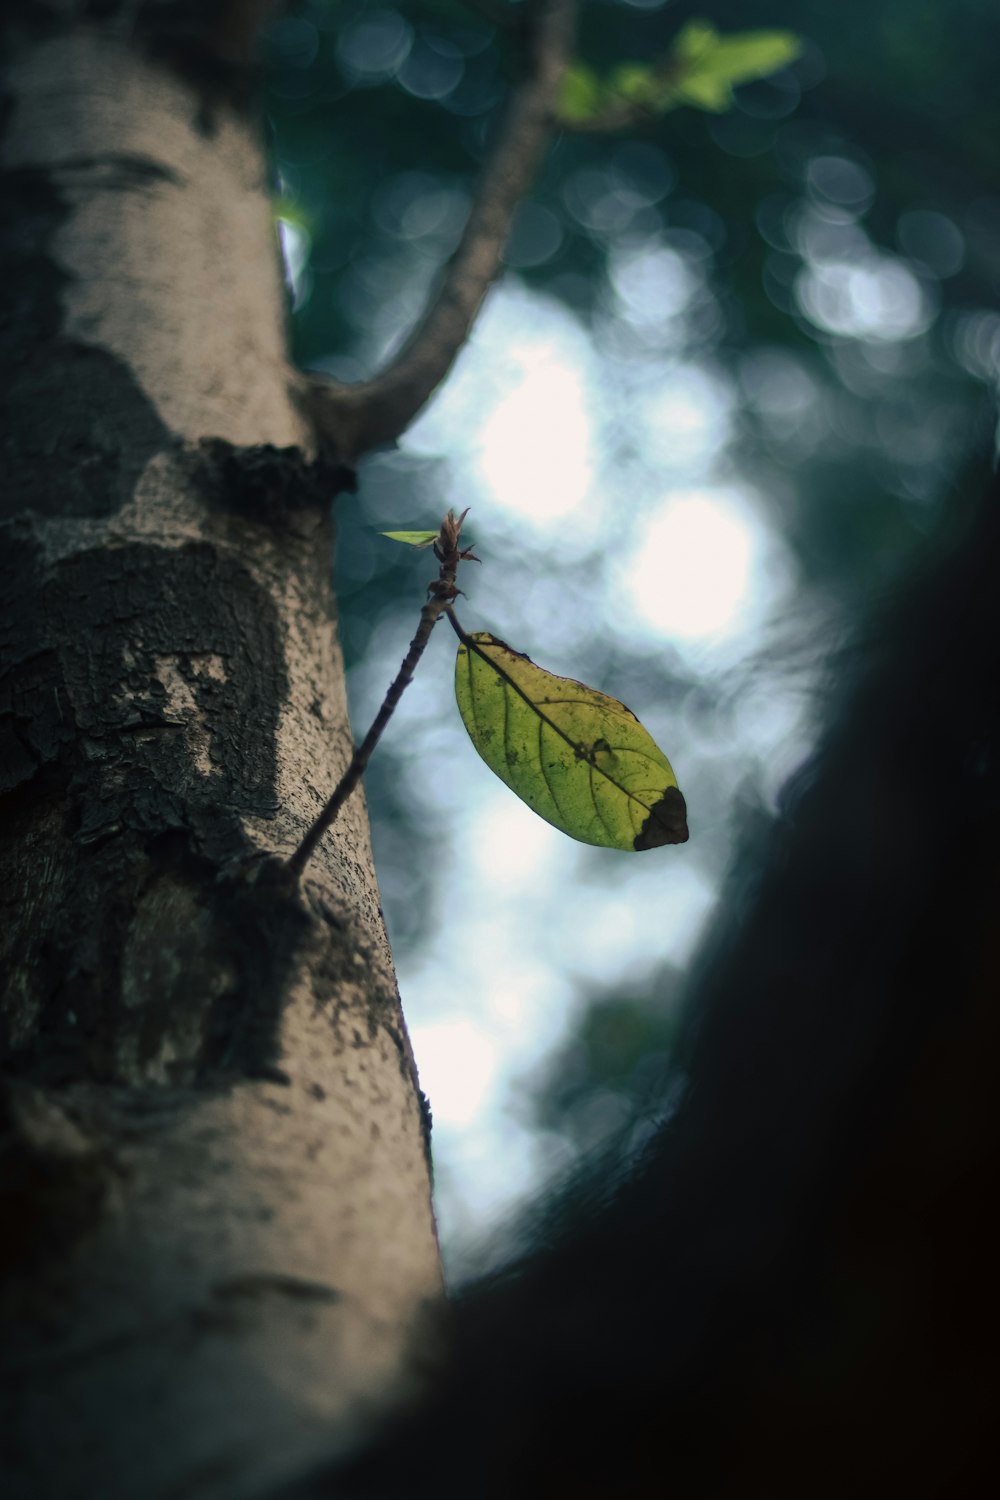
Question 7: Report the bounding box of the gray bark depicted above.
[0,10,442,1499]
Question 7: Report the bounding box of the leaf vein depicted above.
[587,762,617,841]
[465,647,484,739]
[537,716,564,819]
[457,630,680,847]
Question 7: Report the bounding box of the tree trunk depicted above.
[0,10,441,1499]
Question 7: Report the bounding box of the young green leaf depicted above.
[454,631,688,852]
[557,61,608,123]
[555,21,801,126]
[381,529,439,548]
[609,63,663,107]
[671,20,802,112]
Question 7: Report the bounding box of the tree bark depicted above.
[0,9,441,1499]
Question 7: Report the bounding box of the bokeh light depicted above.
[624,488,779,643]
[477,350,595,523]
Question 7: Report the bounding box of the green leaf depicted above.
[671,20,802,113]
[609,63,662,106]
[708,31,802,84]
[381,529,439,548]
[557,61,607,123]
[674,19,719,62]
[556,23,801,128]
[454,631,688,852]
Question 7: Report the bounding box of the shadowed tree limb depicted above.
[302,0,578,464]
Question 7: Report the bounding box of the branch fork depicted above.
[302,1,578,466]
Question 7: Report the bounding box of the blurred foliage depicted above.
[558,20,801,124]
[522,969,686,1149]
[261,0,999,1146]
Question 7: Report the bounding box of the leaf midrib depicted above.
[461,630,663,821]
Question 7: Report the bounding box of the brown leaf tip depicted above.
[634,786,689,850]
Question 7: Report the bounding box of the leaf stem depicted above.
[286,512,472,880]
[444,606,472,643]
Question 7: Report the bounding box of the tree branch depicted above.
[304,0,577,463]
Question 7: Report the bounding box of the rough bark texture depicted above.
[0,10,442,1498]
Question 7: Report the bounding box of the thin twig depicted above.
[286,511,477,880]
[558,102,661,134]
[304,0,578,462]
[285,601,448,880]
